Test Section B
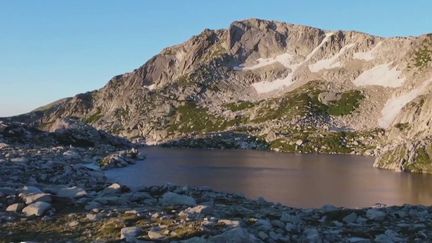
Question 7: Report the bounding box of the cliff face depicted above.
[12,19,432,172]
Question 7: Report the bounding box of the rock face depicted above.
[5,18,432,172]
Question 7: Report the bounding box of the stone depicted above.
[10,157,28,163]
[22,186,42,194]
[182,205,212,216]
[148,227,165,240]
[321,204,338,212]
[343,212,358,224]
[22,201,52,216]
[68,221,79,227]
[366,209,386,221]
[270,219,285,228]
[348,237,371,243]
[120,226,142,242]
[304,228,321,242]
[86,213,99,221]
[63,150,80,160]
[208,227,259,243]
[22,192,52,204]
[6,203,25,213]
[258,231,269,240]
[0,143,8,149]
[296,139,303,146]
[160,192,196,206]
[218,219,240,228]
[56,186,87,199]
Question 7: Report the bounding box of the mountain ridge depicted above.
[9,18,432,173]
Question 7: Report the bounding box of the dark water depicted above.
[105,147,432,208]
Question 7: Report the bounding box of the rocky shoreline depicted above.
[1,120,432,242]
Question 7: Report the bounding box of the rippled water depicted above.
[106,147,432,208]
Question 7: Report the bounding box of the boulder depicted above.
[181,205,213,217]
[148,227,165,240]
[21,192,52,204]
[22,201,52,216]
[161,192,196,206]
[56,186,87,199]
[120,226,142,242]
[208,227,259,242]
[366,209,386,221]
[6,203,25,213]
[22,185,42,194]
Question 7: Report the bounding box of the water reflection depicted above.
[105,147,432,208]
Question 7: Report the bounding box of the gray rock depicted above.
[182,205,213,217]
[366,209,386,221]
[22,201,52,216]
[120,226,142,242]
[56,186,87,199]
[258,231,269,240]
[86,213,99,221]
[304,228,321,243]
[208,227,259,243]
[6,203,25,213]
[218,219,240,228]
[343,212,358,224]
[270,219,285,228]
[21,192,52,204]
[68,221,79,227]
[148,227,165,240]
[22,186,42,194]
[161,192,196,206]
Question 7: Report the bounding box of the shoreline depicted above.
[1,121,431,241]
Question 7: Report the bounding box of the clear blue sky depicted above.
[1,0,431,117]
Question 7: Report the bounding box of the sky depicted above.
[1,0,431,117]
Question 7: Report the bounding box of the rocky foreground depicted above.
[0,120,431,242]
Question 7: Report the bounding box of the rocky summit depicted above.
[8,18,432,173]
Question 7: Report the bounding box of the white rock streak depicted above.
[353,42,382,61]
[353,63,405,88]
[308,43,355,72]
[241,32,335,94]
[379,78,432,128]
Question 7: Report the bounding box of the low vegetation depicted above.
[326,90,365,116]
[224,101,255,112]
[84,108,103,124]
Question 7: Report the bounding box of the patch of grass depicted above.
[225,101,255,112]
[252,86,327,123]
[326,90,365,116]
[251,82,364,123]
[169,102,237,133]
[395,122,410,131]
[269,128,381,154]
[84,107,103,124]
[410,38,432,70]
[406,146,432,173]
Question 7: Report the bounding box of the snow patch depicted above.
[251,32,335,94]
[353,63,405,88]
[379,79,432,128]
[308,43,355,72]
[353,42,382,61]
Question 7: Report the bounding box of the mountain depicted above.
[12,18,432,173]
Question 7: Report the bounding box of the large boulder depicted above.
[22,201,52,216]
[120,226,142,242]
[21,192,52,204]
[55,186,87,199]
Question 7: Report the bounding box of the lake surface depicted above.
[106,147,432,208]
